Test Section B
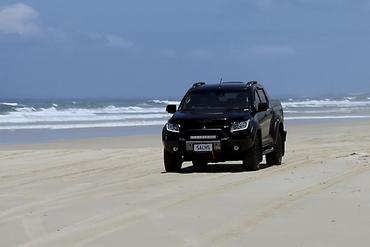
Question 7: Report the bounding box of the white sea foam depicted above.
[0,104,170,127]
[99,105,164,113]
[1,98,370,131]
[10,106,164,115]
[284,108,355,114]
[285,115,370,120]
[15,107,36,112]
[345,97,356,100]
[151,100,181,105]
[282,100,370,108]
[0,102,18,106]
[0,120,167,130]
[0,112,170,124]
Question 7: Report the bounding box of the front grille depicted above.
[181,120,228,130]
[179,120,230,140]
[181,128,227,140]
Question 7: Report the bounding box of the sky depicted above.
[1,0,370,99]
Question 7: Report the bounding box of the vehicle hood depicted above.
[170,110,251,125]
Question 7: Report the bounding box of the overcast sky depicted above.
[1,0,370,99]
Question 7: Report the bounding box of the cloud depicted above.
[105,34,134,48]
[90,33,134,49]
[0,3,40,36]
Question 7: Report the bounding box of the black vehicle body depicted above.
[162,81,287,172]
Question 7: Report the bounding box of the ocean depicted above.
[1,96,370,131]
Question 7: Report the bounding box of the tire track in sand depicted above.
[205,155,370,246]
[19,155,370,247]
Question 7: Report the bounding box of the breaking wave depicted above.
[0,96,370,130]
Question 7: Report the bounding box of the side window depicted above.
[254,91,261,106]
[257,89,268,104]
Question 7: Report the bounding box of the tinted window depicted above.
[257,89,268,104]
[254,91,261,105]
[181,91,251,111]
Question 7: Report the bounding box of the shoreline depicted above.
[0,125,163,146]
[1,119,369,150]
[0,118,369,147]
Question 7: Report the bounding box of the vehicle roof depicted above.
[189,82,261,92]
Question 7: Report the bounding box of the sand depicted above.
[0,120,370,246]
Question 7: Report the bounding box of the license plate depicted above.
[193,144,213,152]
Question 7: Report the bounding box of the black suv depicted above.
[162,81,287,172]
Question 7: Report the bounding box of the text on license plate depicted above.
[193,144,213,152]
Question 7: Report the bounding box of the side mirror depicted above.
[258,102,269,112]
[166,104,177,114]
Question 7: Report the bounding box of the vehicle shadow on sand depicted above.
[178,162,272,174]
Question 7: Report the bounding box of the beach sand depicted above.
[1,121,370,246]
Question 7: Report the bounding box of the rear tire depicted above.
[266,131,283,166]
[164,149,182,172]
[243,136,262,171]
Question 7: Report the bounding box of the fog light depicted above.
[234,146,239,151]
[173,147,179,152]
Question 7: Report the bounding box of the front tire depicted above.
[164,149,182,172]
[266,131,283,166]
[243,136,262,171]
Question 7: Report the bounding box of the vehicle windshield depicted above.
[180,90,251,112]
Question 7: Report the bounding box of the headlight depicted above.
[230,120,250,132]
[166,122,180,133]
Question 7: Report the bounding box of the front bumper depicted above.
[163,137,254,162]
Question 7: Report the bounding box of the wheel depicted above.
[164,149,182,172]
[192,160,208,168]
[266,131,283,166]
[243,136,262,171]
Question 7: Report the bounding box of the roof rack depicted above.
[221,81,244,84]
[192,82,206,88]
[246,81,258,86]
[220,80,258,86]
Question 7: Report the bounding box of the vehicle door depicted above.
[255,88,273,146]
